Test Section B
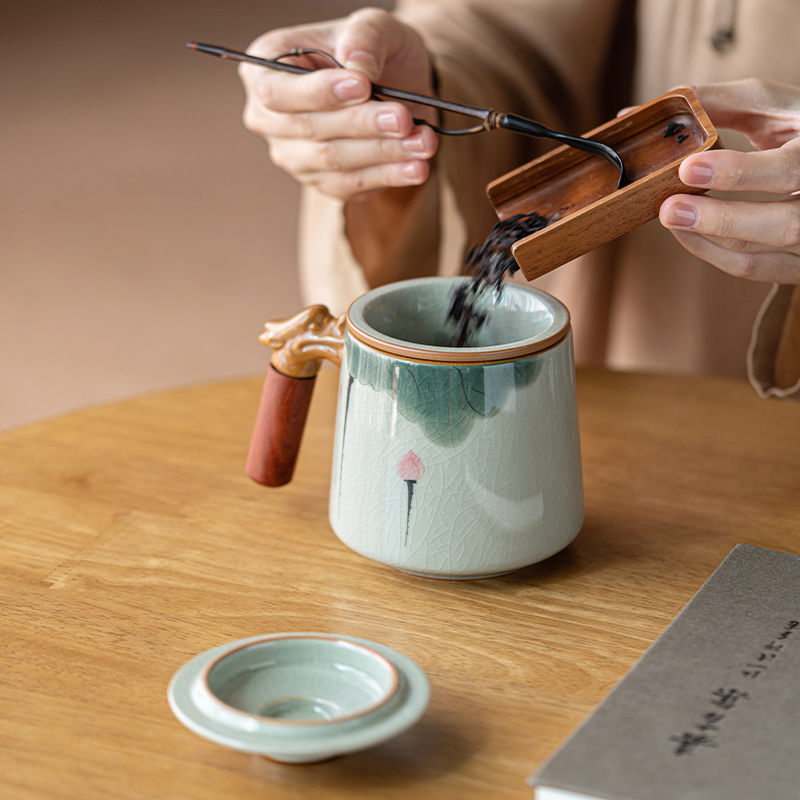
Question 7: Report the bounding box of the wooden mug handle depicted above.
[246,305,345,487]
[246,366,317,486]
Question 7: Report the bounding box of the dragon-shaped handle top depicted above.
[260,305,345,378]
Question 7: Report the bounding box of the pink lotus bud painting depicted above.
[397,451,425,544]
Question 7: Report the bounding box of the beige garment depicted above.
[299,0,800,398]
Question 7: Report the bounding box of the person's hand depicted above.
[239,7,438,202]
[659,79,800,283]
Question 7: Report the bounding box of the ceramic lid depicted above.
[167,633,430,763]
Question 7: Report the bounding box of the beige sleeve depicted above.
[298,161,465,316]
[748,284,800,400]
[298,189,369,316]
[298,0,626,311]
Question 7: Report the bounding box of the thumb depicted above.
[335,8,397,82]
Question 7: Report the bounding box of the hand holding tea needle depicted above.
[204,9,627,200]
[234,8,440,201]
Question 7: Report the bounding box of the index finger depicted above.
[240,61,372,113]
[679,141,800,195]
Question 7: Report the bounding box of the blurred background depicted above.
[2,0,387,430]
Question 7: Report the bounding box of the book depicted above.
[528,544,800,800]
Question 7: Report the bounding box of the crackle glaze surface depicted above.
[329,330,583,578]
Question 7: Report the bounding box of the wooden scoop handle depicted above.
[246,365,316,487]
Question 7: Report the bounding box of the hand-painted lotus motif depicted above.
[397,451,425,544]
[397,451,425,482]
[344,337,541,447]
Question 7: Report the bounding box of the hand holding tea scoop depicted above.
[659,79,800,284]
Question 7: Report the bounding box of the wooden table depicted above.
[1,367,798,799]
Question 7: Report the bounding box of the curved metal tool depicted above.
[187,42,629,188]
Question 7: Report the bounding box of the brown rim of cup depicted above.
[199,634,401,727]
[346,318,571,365]
[345,278,571,364]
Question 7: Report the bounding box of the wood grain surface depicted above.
[246,366,317,486]
[487,88,719,280]
[1,367,798,799]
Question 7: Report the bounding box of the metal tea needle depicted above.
[186,42,629,188]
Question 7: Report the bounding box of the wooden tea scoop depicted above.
[187,42,628,188]
[486,86,722,280]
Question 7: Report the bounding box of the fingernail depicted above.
[665,202,697,228]
[334,78,367,102]
[683,161,714,185]
[344,50,380,78]
[402,134,428,156]
[400,162,423,182]
[377,111,400,133]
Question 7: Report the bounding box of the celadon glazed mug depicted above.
[247,277,583,579]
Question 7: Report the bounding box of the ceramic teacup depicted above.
[248,277,583,579]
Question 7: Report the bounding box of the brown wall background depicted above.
[2,0,383,430]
